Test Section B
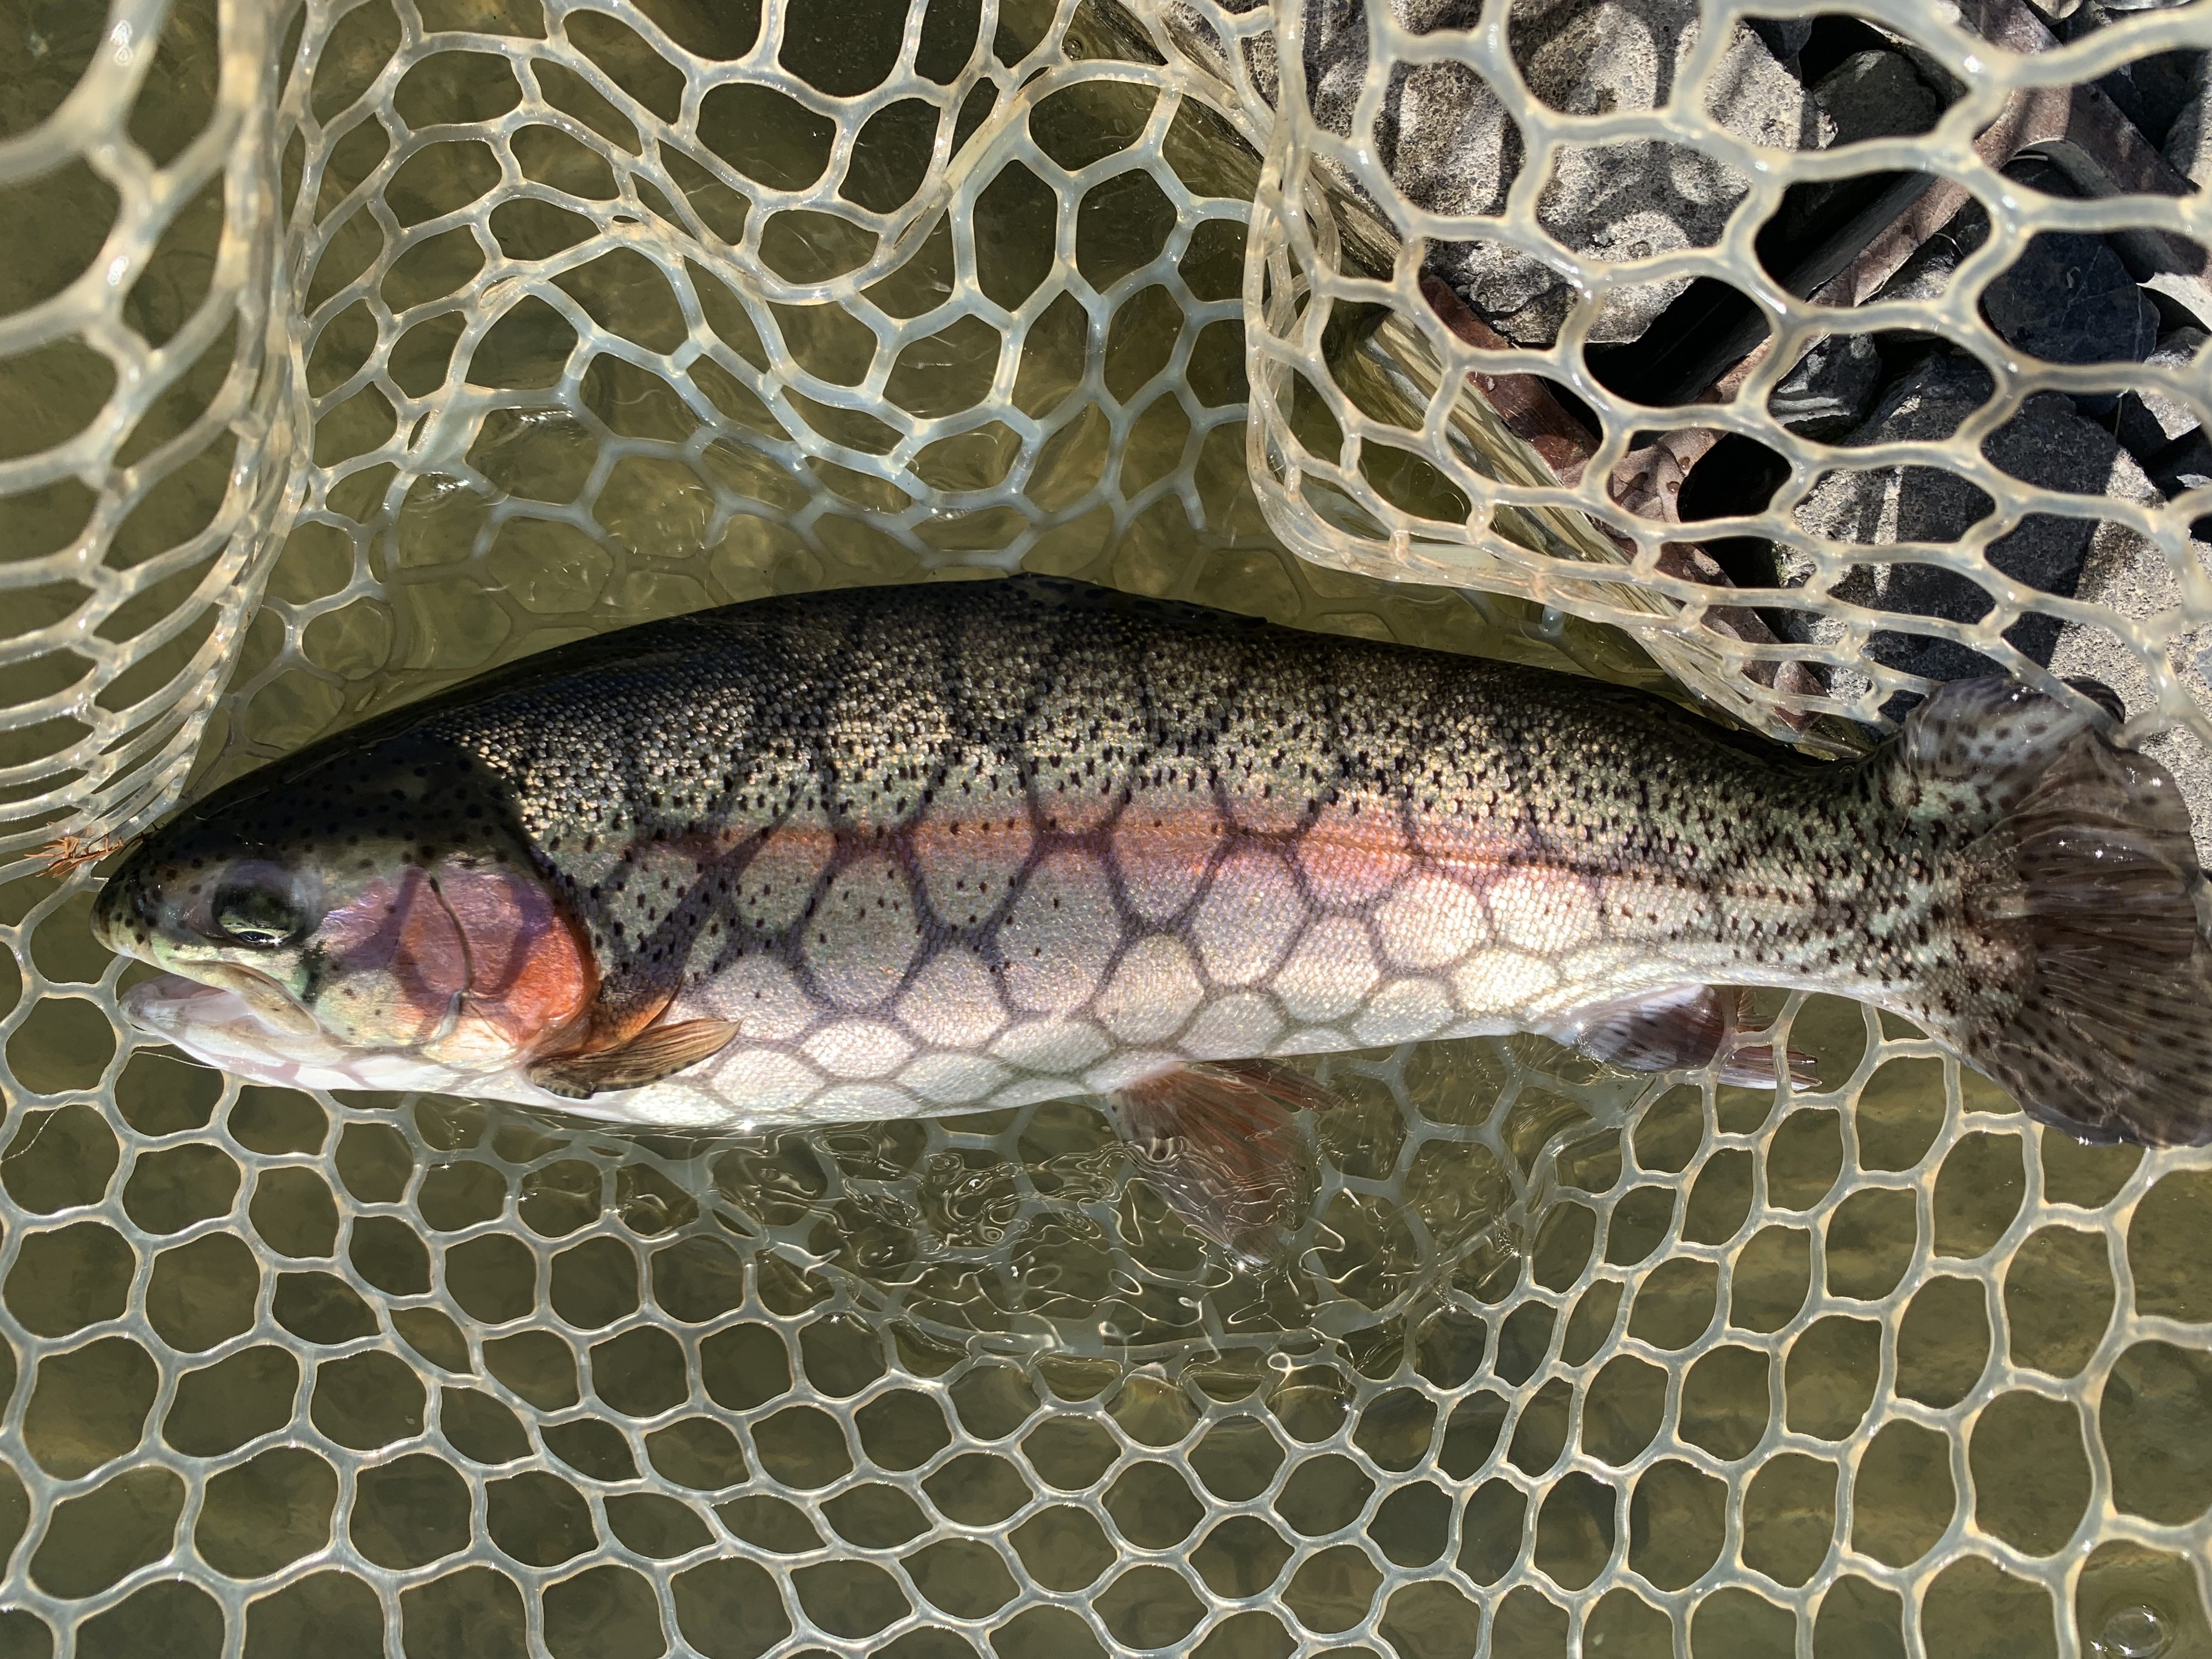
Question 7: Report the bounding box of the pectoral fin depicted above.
[1107,1059,1336,1266]
[528,1017,740,1099]
[1549,985,1816,1090]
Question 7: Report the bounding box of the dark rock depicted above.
[1874,196,1990,305]
[1878,166,2158,387]
[2142,427,2212,544]
[1791,360,2123,690]
[2165,56,2212,188]
[1982,231,2158,368]
[2115,326,2207,459]
[2055,3,2203,145]
[1833,348,1996,445]
[2092,48,2203,148]
[1812,49,1944,144]
[1768,330,1883,438]
[1747,18,1812,63]
[2149,428,2212,493]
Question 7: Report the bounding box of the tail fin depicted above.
[1899,679,2212,1147]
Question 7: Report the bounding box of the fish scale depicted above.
[393,583,1953,1112]
[94,579,2212,1229]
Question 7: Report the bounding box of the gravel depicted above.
[1249,0,1833,346]
[1787,351,2212,846]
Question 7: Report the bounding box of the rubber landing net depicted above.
[2,0,2210,1655]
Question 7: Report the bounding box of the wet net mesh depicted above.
[3,0,2212,1654]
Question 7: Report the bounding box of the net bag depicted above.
[1,0,2209,1655]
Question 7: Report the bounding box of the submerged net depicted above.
[3,0,2211,1654]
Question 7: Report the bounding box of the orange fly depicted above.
[37,831,132,879]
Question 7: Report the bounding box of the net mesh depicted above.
[3,0,2211,1654]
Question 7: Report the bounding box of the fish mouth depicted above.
[119,974,326,1087]
[122,974,317,1051]
[143,958,321,1036]
[122,973,240,1038]
[119,974,450,1095]
[122,967,337,1080]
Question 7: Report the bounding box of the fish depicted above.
[89,577,2212,1259]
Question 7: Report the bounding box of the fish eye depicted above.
[212,880,306,950]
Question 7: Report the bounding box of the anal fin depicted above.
[1549,985,1816,1090]
[528,1017,739,1099]
[1106,1059,1335,1266]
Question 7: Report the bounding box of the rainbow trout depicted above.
[92,579,2212,1255]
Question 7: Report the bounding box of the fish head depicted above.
[93,729,594,1090]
